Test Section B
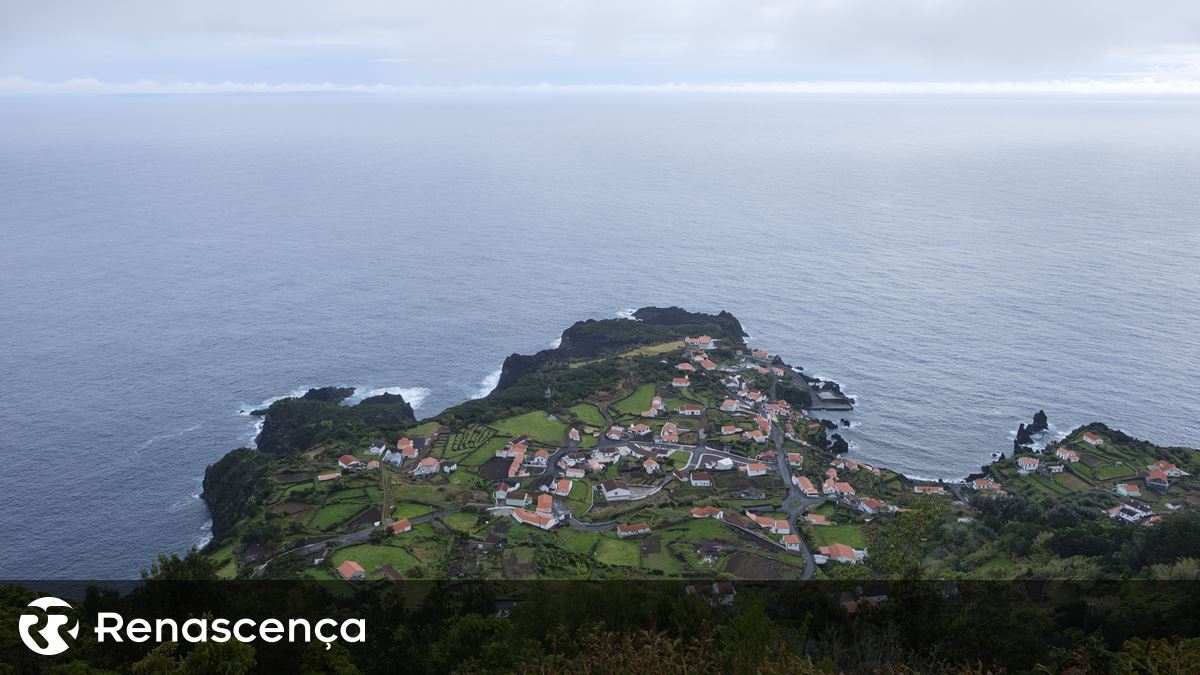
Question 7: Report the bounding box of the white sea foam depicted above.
[135,424,202,454]
[615,308,638,320]
[549,337,562,348]
[474,368,503,399]
[237,386,313,415]
[196,520,213,549]
[347,386,432,413]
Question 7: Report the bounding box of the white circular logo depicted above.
[18,596,79,656]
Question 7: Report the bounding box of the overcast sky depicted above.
[3,0,1200,93]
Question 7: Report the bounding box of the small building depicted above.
[678,404,703,416]
[317,472,341,482]
[686,335,717,350]
[782,534,802,552]
[1082,432,1103,446]
[606,426,624,441]
[671,377,690,388]
[787,453,804,467]
[643,458,660,474]
[629,423,651,436]
[601,479,631,501]
[1146,470,1171,493]
[770,519,791,535]
[818,543,866,564]
[720,399,740,412]
[505,491,532,508]
[805,513,831,526]
[338,454,361,469]
[390,519,412,535]
[1017,456,1040,476]
[511,508,558,530]
[794,475,819,497]
[913,485,945,495]
[660,422,679,444]
[720,425,741,435]
[690,472,712,487]
[530,449,550,466]
[568,428,580,443]
[1056,447,1080,462]
[1149,460,1188,477]
[536,493,554,514]
[366,460,380,471]
[617,523,651,538]
[565,466,585,479]
[972,478,1001,491]
[746,462,769,477]
[676,362,696,372]
[699,359,718,371]
[337,560,365,581]
[744,430,767,444]
[858,498,885,515]
[553,479,573,497]
[413,456,440,476]
[1115,483,1141,498]
[690,505,724,519]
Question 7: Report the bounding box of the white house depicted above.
[413,457,440,476]
[689,472,712,487]
[601,479,631,501]
[746,463,768,477]
[1082,432,1104,446]
[1017,456,1040,476]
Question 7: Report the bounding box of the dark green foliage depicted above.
[200,447,273,541]
[254,394,415,454]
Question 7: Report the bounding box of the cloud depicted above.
[2,1,1199,85]
[4,74,1200,96]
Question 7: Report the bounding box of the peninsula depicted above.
[199,307,1200,582]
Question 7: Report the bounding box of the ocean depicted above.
[1,94,1197,578]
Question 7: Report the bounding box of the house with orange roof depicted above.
[601,479,631,501]
[366,460,380,471]
[660,422,679,444]
[1146,470,1171,492]
[606,426,624,440]
[671,376,690,388]
[782,534,802,551]
[676,362,696,372]
[752,349,769,359]
[699,359,718,370]
[720,399,740,412]
[530,449,550,466]
[794,475,818,497]
[568,427,580,443]
[770,519,791,535]
[833,481,856,497]
[554,479,573,497]
[643,457,660,474]
[507,453,526,478]
[1082,432,1103,446]
[628,423,651,436]
[818,543,866,564]
[1017,456,1040,475]
[565,466,585,479]
[338,454,361,469]
[787,453,804,467]
[805,513,830,526]
[690,505,724,519]
[317,472,341,482]
[678,404,703,416]
[744,430,767,444]
[390,519,412,535]
[510,507,558,530]
[1149,460,1188,477]
[337,560,365,580]
[690,472,712,487]
[972,478,1002,491]
[822,478,838,496]
[1055,447,1080,462]
[857,498,886,515]
[503,491,531,508]
[913,485,945,495]
[617,523,651,538]
[746,462,769,477]
[413,457,440,476]
[536,494,553,514]
[1115,483,1141,498]
[720,425,741,435]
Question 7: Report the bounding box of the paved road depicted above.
[249,506,461,578]
[770,423,818,579]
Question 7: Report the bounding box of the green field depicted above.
[442,511,479,533]
[807,523,867,549]
[613,383,657,416]
[405,421,443,437]
[331,544,422,573]
[310,502,370,530]
[460,435,512,466]
[557,528,601,556]
[595,537,641,567]
[392,502,435,520]
[569,403,607,428]
[618,340,683,358]
[489,411,568,445]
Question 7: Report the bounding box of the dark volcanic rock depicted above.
[494,306,748,393]
[300,386,356,404]
[828,433,850,455]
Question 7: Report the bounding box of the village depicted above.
[206,328,1199,586]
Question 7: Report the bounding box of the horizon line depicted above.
[5,75,1200,97]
